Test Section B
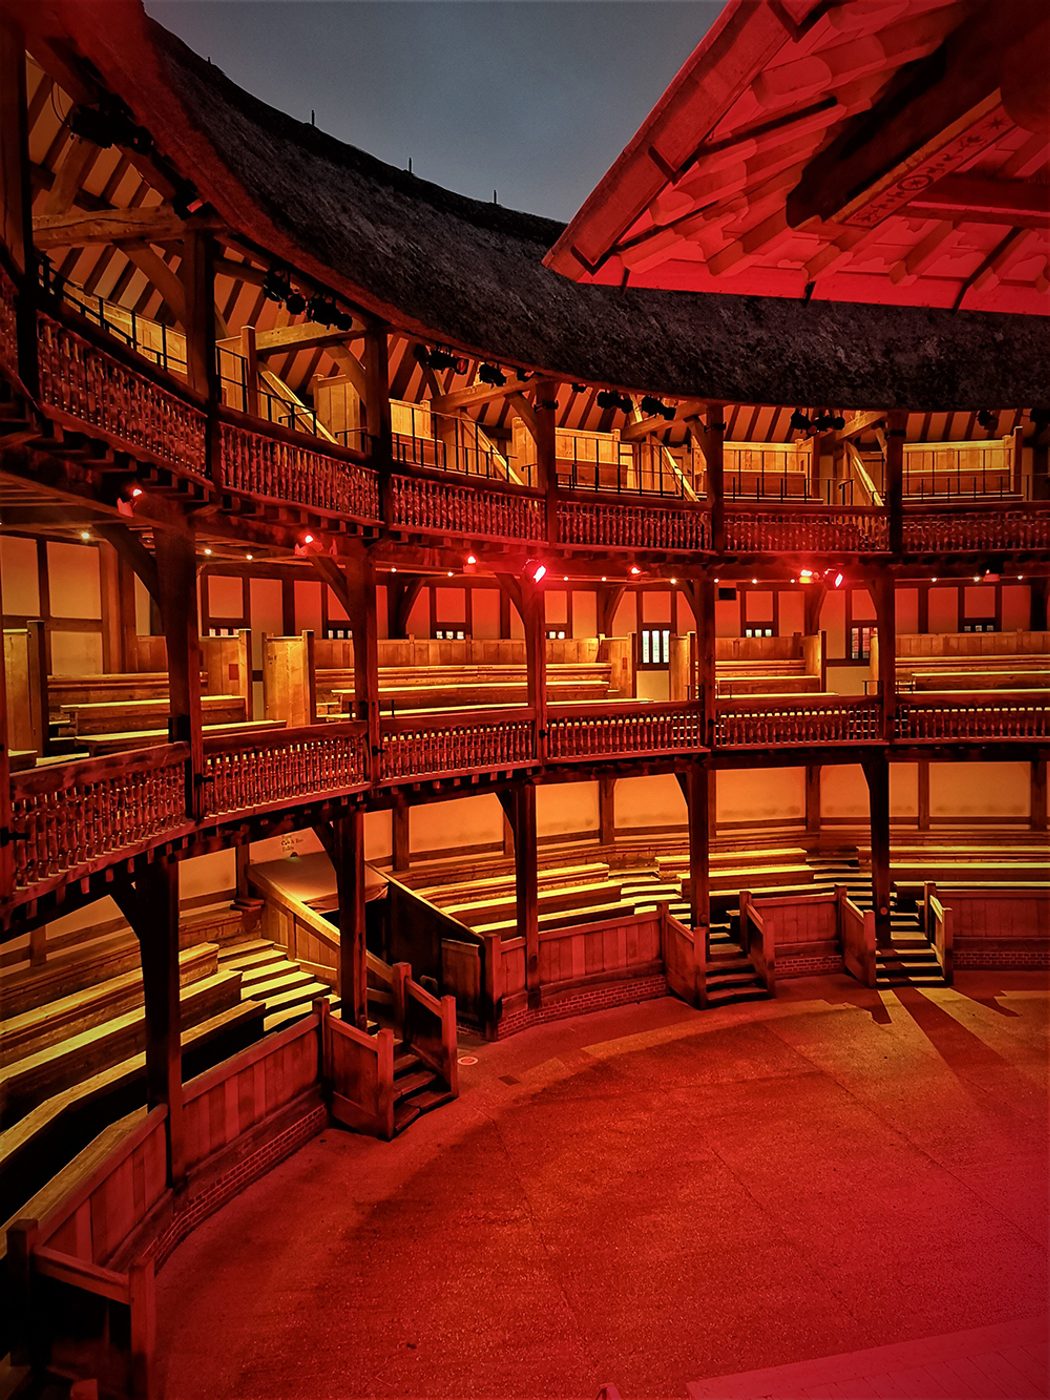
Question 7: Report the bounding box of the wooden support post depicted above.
[598,774,616,846]
[805,764,821,836]
[180,230,217,403]
[864,755,892,946]
[678,575,715,746]
[114,861,185,1185]
[0,10,37,393]
[804,582,826,638]
[523,584,547,761]
[1029,577,1048,632]
[500,783,539,1006]
[392,804,410,873]
[0,560,13,900]
[871,572,897,742]
[684,763,711,966]
[533,381,559,542]
[1031,759,1047,833]
[885,409,906,555]
[240,323,260,419]
[363,319,393,471]
[502,808,515,858]
[99,541,125,674]
[701,405,726,552]
[331,809,368,1029]
[152,527,202,818]
[234,843,252,906]
[346,553,381,761]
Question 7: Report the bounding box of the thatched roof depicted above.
[21,0,1050,410]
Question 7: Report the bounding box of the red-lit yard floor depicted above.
[156,974,1049,1400]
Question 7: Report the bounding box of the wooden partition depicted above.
[924,886,1048,970]
[262,631,316,728]
[4,622,46,759]
[201,631,251,717]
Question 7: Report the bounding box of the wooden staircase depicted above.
[706,916,771,1007]
[217,939,342,1032]
[392,1039,455,1135]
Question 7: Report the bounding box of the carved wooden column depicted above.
[114,861,185,1185]
[678,575,716,748]
[331,808,368,1028]
[522,583,547,762]
[364,319,393,523]
[598,774,616,846]
[0,10,37,393]
[0,562,13,899]
[154,526,203,818]
[500,783,539,1007]
[181,231,218,487]
[864,754,892,946]
[885,409,906,556]
[871,572,897,743]
[532,381,559,544]
[805,764,821,837]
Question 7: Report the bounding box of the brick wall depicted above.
[495,974,669,1039]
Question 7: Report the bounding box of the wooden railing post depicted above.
[6,1216,40,1368]
[128,1258,156,1400]
[500,782,539,1008]
[332,808,368,1030]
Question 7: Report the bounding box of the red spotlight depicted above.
[130,486,143,499]
[799,567,816,584]
[629,565,641,576]
[466,554,477,566]
[525,559,547,584]
[821,567,844,589]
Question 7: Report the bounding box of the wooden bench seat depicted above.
[414,862,611,903]
[0,931,142,1020]
[908,669,1050,691]
[0,943,218,1067]
[717,675,822,695]
[443,878,625,925]
[655,847,808,878]
[474,897,640,939]
[0,965,244,1126]
[716,659,808,672]
[890,860,1049,885]
[60,693,247,736]
[76,717,285,758]
[47,671,174,714]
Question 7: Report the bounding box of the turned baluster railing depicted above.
[0,258,19,386]
[35,310,207,477]
[201,723,370,819]
[895,695,1050,743]
[723,504,889,554]
[545,701,705,760]
[387,472,545,543]
[378,708,537,783]
[215,415,380,521]
[10,745,191,896]
[716,697,882,748]
[555,495,710,552]
[901,504,1050,554]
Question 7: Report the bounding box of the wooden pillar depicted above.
[502,783,539,1006]
[865,755,892,946]
[805,763,821,836]
[598,774,616,846]
[392,803,410,873]
[680,575,715,747]
[99,542,125,673]
[180,230,217,404]
[521,582,547,761]
[0,559,13,899]
[343,553,381,760]
[153,527,203,818]
[699,405,726,552]
[114,861,185,1185]
[1032,760,1047,833]
[684,763,711,960]
[363,319,393,470]
[332,809,368,1029]
[885,409,906,555]
[871,572,897,742]
[240,323,260,419]
[533,381,559,543]
[0,11,36,393]
[804,581,826,638]
[1029,577,1048,632]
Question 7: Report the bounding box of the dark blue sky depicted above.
[145,1,724,222]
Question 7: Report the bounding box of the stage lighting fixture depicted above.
[284,290,306,316]
[789,410,811,434]
[478,364,507,387]
[976,409,998,431]
[172,182,206,219]
[263,268,292,303]
[525,560,547,584]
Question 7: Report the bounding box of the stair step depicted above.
[706,972,763,991]
[707,987,771,1007]
[393,1101,422,1134]
[219,940,277,964]
[396,1068,438,1101]
[253,979,332,1011]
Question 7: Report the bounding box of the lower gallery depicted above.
[0,0,1047,1397]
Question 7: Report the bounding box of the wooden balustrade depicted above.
[388,472,544,542]
[920,883,954,984]
[202,722,369,819]
[724,505,889,553]
[838,885,876,986]
[0,260,18,384]
[378,708,536,783]
[320,1000,396,1139]
[216,415,380,521]
[556,496,710,552]
[895,696,1050,742]
[395,968,459,1094]
[902,505,1050,554]
[36,312,207,478]
[10,745,191,896]
[716,697,881,747]
[546,701,704,760]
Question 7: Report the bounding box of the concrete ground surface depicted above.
[156,973,1050,1400]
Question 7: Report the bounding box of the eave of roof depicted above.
[11,0,1050,411]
